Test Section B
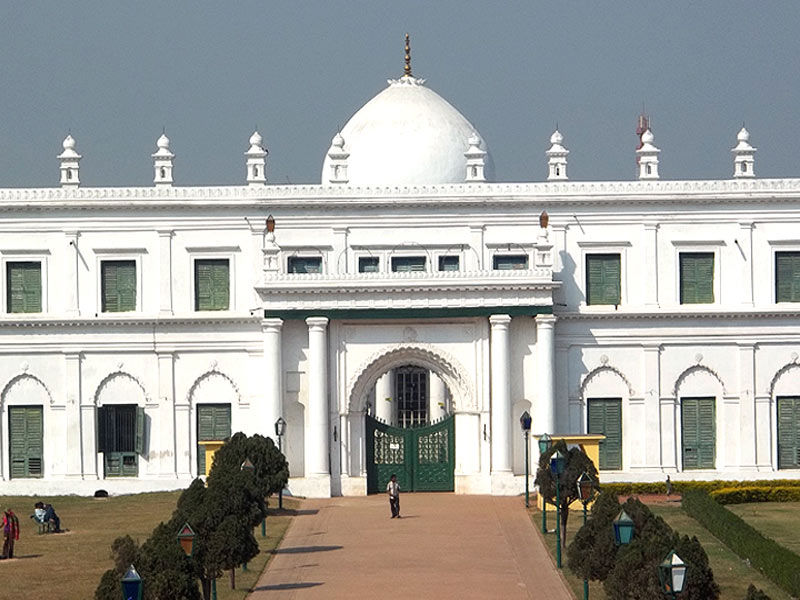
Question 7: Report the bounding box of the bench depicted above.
[31,514,52,534]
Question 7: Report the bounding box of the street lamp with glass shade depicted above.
[176,522,196,557]
[537,432,553,534]
[240,458,255,472]
[549,448,566,568]
[520,411,532,508]
[121,564,143,600]
[612,510,635,546]
[576,472,596,600]
[658,551,687,598]
[275,417,287,510]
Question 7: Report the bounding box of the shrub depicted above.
[682,490,800,596]
[745,584,771,600]
[601,479,800,497]
[710,486,800,505]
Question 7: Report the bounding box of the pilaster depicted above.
[375,371,394,424]
[738,222,754,306]
[158,352,177,477]
[738,343,757,468]
[157,230,174,315]
[535,314,557,435]
[644,223,659,306]
[64,231,80,315]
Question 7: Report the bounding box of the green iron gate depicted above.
[366,414,455,494]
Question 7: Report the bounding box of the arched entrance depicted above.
[347,344,473,494]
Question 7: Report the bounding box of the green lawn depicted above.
[0,492,297,600]
[726,502,800,555]
[531,504,790,600]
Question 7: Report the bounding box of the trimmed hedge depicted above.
[601,479,800,496]
[682,489,800,597]
[711,486,800,505]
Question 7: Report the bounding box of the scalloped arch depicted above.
[672,364,726,397]
[1,373,54,407]
[579,364,635,399]
[94,371,150,406]
[187,369,242,405]
[769,361,800,398]
[347,343,474,413]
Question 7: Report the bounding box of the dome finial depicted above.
[404,33,412,77]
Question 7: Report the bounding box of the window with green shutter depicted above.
[101,260,136,312]
[7,261,42,313]
[97,404,143,477]
[587,398,622,470]
[358,257,380,273]
[586,254,621,305]
[194,259,230,311]
[776,252,800,303]
[197,404,232,475]
[777,396,800,469]
[438,256,460,271]
[681,397,715,469]
[680,252,714,304]
[9,406,43,478]
[391,256,426,272]
[287,256,322,273]
[493,254,528,270]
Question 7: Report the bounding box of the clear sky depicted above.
[2,2,799,187]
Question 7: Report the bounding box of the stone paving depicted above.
[249,493,573,599]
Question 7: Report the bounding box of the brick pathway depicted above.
[248,493,573,599]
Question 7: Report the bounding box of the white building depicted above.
[1,62,799,498]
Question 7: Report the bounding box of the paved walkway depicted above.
[249,494,573,599]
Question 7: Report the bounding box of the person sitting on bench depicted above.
[33,502,61,533]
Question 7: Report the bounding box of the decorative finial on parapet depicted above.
[404,33,412,77]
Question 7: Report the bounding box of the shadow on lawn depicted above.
[253,582,323,591]
[272,545,342,554]
[0,554,43,561]
[275,508,319,516]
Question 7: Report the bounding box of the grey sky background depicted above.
[1,2,799,187]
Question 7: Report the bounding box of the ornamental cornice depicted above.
[557,308,800,321]
[0,315,259,328]
[255,269,558,295]
[2,177,800,209]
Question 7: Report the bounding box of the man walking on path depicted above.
[387,474,401,518]
[1,508,20,559]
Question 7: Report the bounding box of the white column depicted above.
[65,231,80,315]
[738,222,754,306]
[332,226,349,274]
[738,343,757,468]
[262,318,284,440]
[429,372,447,421]
[490,314,512,472]
[157,230,174,314]
[158,352,177,477]
[644,223,659,306]
[65,352,85,478]
[306,317,329,476]
[536,315,557,434]
[469,225,485,270]
[375,371,394,424]
[643,345,662,468]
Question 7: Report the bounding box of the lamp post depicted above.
[240,457,265,539]
[658,551,688,599]
[576,472,596,600]
[121,565,142,600]
[612,510,635,546]
[538,433,552,533]
[549,448,566,568]
[519,411,532,508]
[275,416,287,510]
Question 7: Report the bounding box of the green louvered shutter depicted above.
[9,406,43,478]
[778,397,800,469]
[587,398,622,470]
[682,397,715,469]
[7,262,42,313]
[135,406,145,455]
[195,259,229,310]
[586,254,621,305]
[680,253,714,304]
[102,261,136,312]
[776,252,800,303]
[197,404,231,474]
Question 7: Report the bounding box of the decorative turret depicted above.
[636,129,660,180]
[326,132,349,184]
[464,133,487,182]
[152,132,174,187]
[58,134,81,187]
[732,126,756,178]
[546,129,569,180]
[245,130,268,185]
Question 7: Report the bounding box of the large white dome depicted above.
[322,77,494,185]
